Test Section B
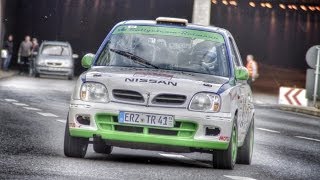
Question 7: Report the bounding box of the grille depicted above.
[115,125,143,133]
[96,114,196,138]
[112,89,144,102]
[47,62,62,66]
[149,129,178,136]
[152,94,186,105]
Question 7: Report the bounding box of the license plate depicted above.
[48,67,59,71]
[118,111,174,128]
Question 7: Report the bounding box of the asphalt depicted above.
[0,75,319,180]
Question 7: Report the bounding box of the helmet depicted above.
[203,46,217,64]
[192,41,217,63]
[191,41,218,74]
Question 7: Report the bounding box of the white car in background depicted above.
[34,41,78,80]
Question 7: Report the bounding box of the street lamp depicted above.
[222,0,228,5]
[249,2,256,8]
[300,5,307,11]
[279,4,286,10]
[309,6,316,11]
[265,3,272,9]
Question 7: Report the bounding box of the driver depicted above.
[191,41,218,73]
[201,46,217,73]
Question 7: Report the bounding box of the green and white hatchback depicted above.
[64,17,255,169]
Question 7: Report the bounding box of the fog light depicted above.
[205,126,220,136]
[76,115,90,125]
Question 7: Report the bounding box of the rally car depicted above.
[64,17,255,169]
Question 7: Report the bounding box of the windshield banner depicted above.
[112,25,225,43]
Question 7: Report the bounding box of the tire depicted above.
[213,118,238,170]
[67,75,73,80]
[64,120,89,158]
[34,72,40,78]
[93,141,113,154]
[236,117,254,164]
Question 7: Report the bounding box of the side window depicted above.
[232,38,243,66]
[228,37,242,67]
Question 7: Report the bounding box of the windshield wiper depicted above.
[110,48,159,69]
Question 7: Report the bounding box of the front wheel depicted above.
[213,119,238,169]
[64,120,88,158]
[237,117,254,164]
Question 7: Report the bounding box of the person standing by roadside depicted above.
[29,37,39,75]
[31,38,39,53]
[2,34,14,71]
[18,35,32,75]
[246,54,259,88]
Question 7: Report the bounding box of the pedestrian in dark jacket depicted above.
[18,35,32,74]
[3,35,14,71]
[29,38,39,75]
[31,38,39,54]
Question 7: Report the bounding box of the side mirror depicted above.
[72,54,79,59]
[81,53,95,68]
[235,67,249,81]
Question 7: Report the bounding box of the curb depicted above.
[279,105,320,117]
[254,103,320,117]
[254,104,279,110]
[0,70,18,80]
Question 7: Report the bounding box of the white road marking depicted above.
[12,102,29,106]
[257,127,280,134]
[23,107,41,111]
[56,119,66,123]
[159,153,186,159]
[37,112,59,117]
[5,99,18,102]
[159,153,211,167]
[295,136,320,142]
[224,175,257,180]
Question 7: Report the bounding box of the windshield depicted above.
[95,25,229,77]
[41,45,70,56]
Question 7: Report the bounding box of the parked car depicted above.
[64,17,255,169]
[34,41,78,79]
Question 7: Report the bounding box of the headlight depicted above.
[189,93,221,112]
[80,82,109,102]
[37,60,45,66]
[64,60,73,67]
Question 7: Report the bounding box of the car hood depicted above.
[37,55,71,61]
[84,66,230,107]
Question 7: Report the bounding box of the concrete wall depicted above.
[0,0,3,48]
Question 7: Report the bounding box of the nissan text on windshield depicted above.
[64,17,255,170]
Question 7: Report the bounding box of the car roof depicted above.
[118,20,232,37]
[41,41,70,46]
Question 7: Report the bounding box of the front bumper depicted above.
[35,66,73,76]
[68,100,233,151]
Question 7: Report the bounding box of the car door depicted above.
[228,36,252,144]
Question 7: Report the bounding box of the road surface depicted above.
[0,76,319,180]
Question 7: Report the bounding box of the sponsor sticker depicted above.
[69,122,76,128]
[219,136,230,141]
